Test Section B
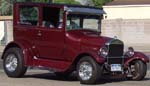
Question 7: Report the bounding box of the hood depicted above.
[66,29,112,50]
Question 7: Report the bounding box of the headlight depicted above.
[99,47,108,57]
[125,47,135,57]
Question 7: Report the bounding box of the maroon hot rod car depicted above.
[1,2,149,84]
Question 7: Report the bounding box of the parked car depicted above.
[1,2,149,84]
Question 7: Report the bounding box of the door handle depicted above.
[37,31,42,36]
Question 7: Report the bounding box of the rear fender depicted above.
[1,41,34,66]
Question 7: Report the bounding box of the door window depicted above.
[19,6,39,26]
[42,7,63,28]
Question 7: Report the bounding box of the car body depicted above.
[1,2,149,84]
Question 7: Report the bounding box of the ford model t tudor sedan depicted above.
[1,2,149,84]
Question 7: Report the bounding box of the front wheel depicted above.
[3,47,27,77]
[77,56,102,84]
[126,60,147,80]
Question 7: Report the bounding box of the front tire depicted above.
[77,56,102,84]
[3,47,27,77]
[126,60,147,80]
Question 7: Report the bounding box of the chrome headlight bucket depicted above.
[125,47,135,57]
[99,47,108,57]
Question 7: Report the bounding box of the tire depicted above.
[77,56,102,84]
[3,47,27,77]
[126,60,147,80]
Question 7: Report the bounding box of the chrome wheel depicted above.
[5,54,18,72]
[79,62,93,80]
[3,48,27,77]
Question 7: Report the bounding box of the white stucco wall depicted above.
[0,21,4,41]
[101,19,150,52]
[103,5,150,19]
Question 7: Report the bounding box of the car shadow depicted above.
[97,77,150,84]
[23,72,78,82]
[23,72,150,85]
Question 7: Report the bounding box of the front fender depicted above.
[75,50,105,64]
[124,52,149,66]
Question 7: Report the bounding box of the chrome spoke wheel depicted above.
[5,54,18,72]
[79,62,93,80]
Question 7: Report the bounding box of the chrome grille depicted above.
[106,39,124,64]
[108,44,124,57]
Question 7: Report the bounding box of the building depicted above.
[102,0,150,52]
[103,0,150,19]
[0,16,13,52]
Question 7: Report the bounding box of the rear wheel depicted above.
[77,56,102,84]
[3,47,27,77]
[127,60,147,80]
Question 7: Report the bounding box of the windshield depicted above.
[66,14,102,32]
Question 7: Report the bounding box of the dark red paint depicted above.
[2,2,149,73]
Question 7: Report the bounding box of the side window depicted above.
[19,6,39,26]
[42,7,63,28]
[83,19,99,30]
[66,17,81,30]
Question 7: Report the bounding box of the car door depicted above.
[36,6,65,60]
[14,5,40,57]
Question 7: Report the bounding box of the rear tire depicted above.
[126,60,147,80]
[3,47,27,77]
[77,56,102,84]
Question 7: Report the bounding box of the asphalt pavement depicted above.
[0,51,150,86]
[0,69,150,86]
[0,52,2,69]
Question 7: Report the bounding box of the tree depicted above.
[0,0,14,15]
[76,0,94,6]
[0,0,79,16]
[54,0,80,5]
[76,0,112,7]
[92,0,112,7]
[0,0,112,16]
[0,0,50,16]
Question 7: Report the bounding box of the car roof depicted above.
[15,2,105,15]
[15,2,102,10]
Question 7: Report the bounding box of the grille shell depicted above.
[105,39,124,64]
